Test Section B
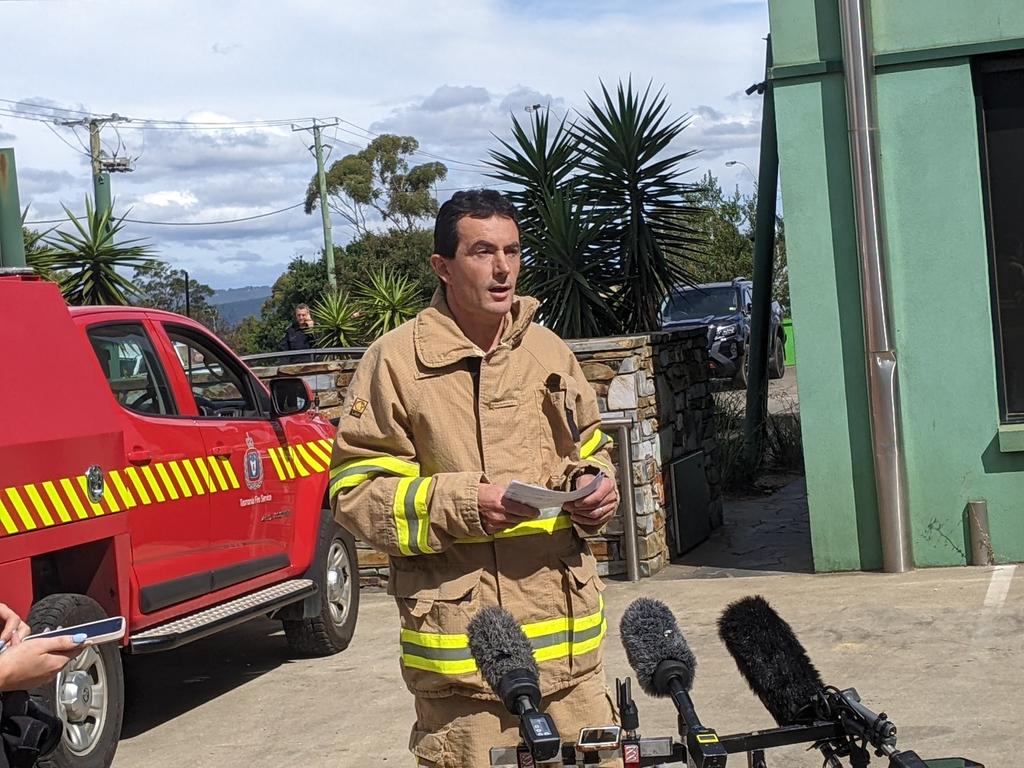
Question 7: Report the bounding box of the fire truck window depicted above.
[166,329,259,419]
[87,325,177,416]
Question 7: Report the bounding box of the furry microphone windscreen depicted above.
[467,605,539,694]
[717,595,824,726]
[619,597,696,697]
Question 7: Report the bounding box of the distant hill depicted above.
[210,286,272,326]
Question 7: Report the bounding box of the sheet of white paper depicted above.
[502,472,604,508]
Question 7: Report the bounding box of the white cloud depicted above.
[4,0,769,289]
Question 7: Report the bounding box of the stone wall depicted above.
[249,327,718,588]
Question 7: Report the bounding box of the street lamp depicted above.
[525,104,545,113]
[725,160,756,179]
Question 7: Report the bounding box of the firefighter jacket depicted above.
[330,291,616,701]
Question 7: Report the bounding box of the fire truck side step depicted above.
[129,579,317,654]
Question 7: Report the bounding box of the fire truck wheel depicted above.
[28,594,124,768]
[283,515,360,655]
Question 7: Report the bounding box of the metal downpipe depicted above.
[838,0,913,572]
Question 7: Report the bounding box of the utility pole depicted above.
[56,114,132,221]
[0,148,27,269]
[292,119,339,289]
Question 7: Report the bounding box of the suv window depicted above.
[166,326,263,419]
[88,324,177,416]
[661,286,740,323]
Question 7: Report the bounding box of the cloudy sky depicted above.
[3,0,769,290]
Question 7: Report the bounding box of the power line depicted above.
[43,122,91,158]
[26,202,305,227]
[4,100,496,176]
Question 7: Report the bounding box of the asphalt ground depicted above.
[113,562,1020,768]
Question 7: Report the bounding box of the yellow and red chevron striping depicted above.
[0,439,330,539]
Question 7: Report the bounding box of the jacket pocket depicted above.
[409,723,452,767]
[392,567,482,624]
[542,373,581,460]
[560,550,606,678]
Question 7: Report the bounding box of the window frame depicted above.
[161,322,272,422]
[86,321,179,418]
[974,53,1024,425]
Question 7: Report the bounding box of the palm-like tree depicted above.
[487,81,703,337]
[355,265,424,339]
[311,289,362,348]
[574,80,703,332]
[36,199,158,306]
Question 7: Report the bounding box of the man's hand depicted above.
[563,473,619,528]
[478,483,540,535]
[0,634,85,692]
[0,603,29,650]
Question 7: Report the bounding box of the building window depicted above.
[976,55,1024,423]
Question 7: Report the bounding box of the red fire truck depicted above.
[0,273,359,768]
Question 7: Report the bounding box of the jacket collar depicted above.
[414,289,539,368]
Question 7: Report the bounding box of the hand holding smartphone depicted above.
[27,616,126,647]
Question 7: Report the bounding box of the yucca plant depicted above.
[573,80,703,332]
[37,199,158,305]
[312,289,363,348]
[487,81,703,337]
[519,188,618,338]
[355,265,425,340]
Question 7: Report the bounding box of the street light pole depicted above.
[725,159,757,181]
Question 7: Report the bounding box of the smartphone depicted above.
[577,725,622,752]
[27,616,126,646]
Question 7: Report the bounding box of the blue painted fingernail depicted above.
[0,640,7,653]
[72,633,87,644]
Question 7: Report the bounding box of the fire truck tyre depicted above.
[27,594,124,768]
[283,517,359,656]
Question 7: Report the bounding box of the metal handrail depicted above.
[240,347,368,365]
[601,416,640,582]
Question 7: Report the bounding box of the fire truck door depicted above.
[161,326,293,581]
[84,322,213,611]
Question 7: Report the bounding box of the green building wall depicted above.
[767,0,1024,570]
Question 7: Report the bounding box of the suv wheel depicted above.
[733,352,748,389]
[283,513,360,655]
[28,594,124,768]
[768,334,786,379]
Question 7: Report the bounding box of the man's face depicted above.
[431,215,521,324]
[295,308,312,328]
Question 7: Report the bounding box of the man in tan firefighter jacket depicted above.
[330,189,620,767]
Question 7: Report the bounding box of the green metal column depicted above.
[0,148,27,268]
[744,36,781,461]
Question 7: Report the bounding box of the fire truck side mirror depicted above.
[269,377,314,418]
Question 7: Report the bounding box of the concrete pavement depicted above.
[113,561,1020,767]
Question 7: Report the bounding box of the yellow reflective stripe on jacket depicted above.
[329,455,420,499]
[399,598,606,675]
[393,476,434,556]
[459,507,574,545]
[580,429,612,459]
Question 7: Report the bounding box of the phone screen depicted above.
[30,617,125,641]
[578,727,621,746]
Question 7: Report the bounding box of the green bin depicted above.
[782,318,796,366]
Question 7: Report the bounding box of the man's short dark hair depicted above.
[294,303,309,312]
[433,189,520,259]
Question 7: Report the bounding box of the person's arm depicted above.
[330,346,536,556]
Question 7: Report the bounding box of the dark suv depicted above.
[660,278,786,386]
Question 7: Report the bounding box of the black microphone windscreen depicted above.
[467,605,538,695]
[619,597,696,697]
[717,595,823,726]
